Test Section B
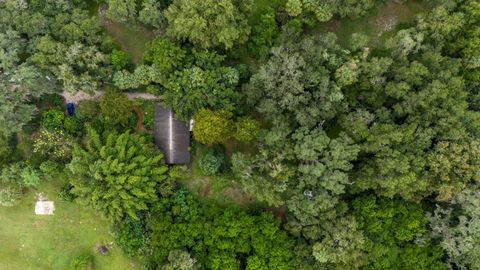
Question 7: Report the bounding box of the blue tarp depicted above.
[67,103,75,116]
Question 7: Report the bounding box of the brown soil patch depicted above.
[132,106,143,133]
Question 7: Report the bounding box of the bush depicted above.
[70,253,93,270]
[33,129,73,162]
[76,100,100,122]
[0,187,21,207]
[63,117,82,135]
[198,148,225,176]
[20,165,41,187]
[42,108,65,129]
[193,109,233,146]
[58,183,76,202]
[234,116,261,143]
[0,135,12,166]
[40,161,59,174]
[0,162,25,206]
[99,91,133,127]
[112,216,151,259]
[110,49,131,71]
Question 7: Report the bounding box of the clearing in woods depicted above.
[311,0,429,46]
[0,181,140,270]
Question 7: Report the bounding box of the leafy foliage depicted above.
[233,116,260,143]
[99,91,133,128]
[193,109,233,146]
[114,39,239,119]
[165,0,252,49]
[352,195,445,270]
[149,189,296,269]
[33,129,73,162]
[198,148,225,176]
[428,188,480,270]
[41,108,65,129]
[68,128,171,221]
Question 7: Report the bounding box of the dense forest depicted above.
[0,0,479,269]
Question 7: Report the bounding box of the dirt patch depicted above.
[132,106,143,133]
[61,90,158,104]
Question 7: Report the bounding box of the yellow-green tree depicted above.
[193,109,233,146]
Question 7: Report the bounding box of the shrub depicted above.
[193,109,233,146]
[76,100,100,122]
[0,162,25,206]
[0,187,21,207]
[41,108,65,129]
[0,135,12,165]
[20,165,41,187]
[112,216,151,259]
[234,116,261,143]
[33,129,73,162]
[70,253,93,270]
[99,92,133,127]
[39,161,59,175]
[198,148,225,176]
[63,117,82,135]
[58,183,76,202]
[110,49,131,71]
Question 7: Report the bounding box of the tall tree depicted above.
[68,128,172,221]
[165,0,252,49]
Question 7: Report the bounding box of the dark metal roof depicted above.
[154,104,190,164]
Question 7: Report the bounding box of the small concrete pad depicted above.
[35,201,55,215]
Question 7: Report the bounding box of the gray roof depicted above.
[154,105,190,164]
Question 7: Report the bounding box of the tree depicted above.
[193,109,234,146]
[352,195,445,270]
[99,91,133,127]
[247,8,279,58]
[149,189,295,269]
[165,0,252,49]
[234,116,261,143]
[428,188,480,270]
[162,250,198,270]
[68,128,171,221]
[244,33,348,129]
[139,0,166,29]
[312,215,369,268]
[0,65,56,137]
[285,0,379,23]
[105,0,137,24]
[163,64,239,120]
[114,42,240,119]
[427,139,480,200]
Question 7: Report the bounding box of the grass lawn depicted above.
[0,180,140,270]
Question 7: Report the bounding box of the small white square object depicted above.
[35,201,55,215]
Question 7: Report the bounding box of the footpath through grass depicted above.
[0,181,140,270]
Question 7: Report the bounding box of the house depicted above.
[154,104,190,164]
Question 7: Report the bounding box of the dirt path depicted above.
[61,90,158,104]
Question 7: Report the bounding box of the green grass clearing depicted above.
[176,143,254,207]
[97,6,154,64]
[0,180,140,270]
